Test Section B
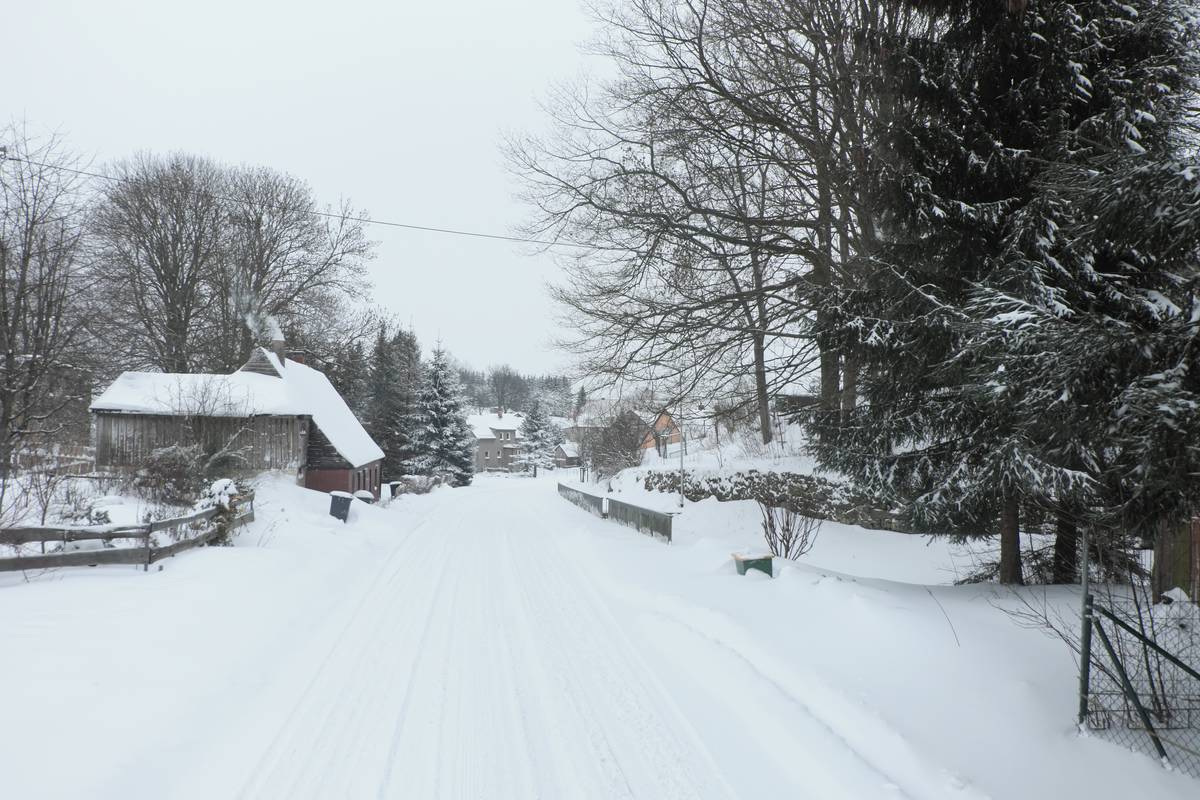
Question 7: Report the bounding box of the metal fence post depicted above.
[1079,593,1094,725]
[1092,619,1170,763]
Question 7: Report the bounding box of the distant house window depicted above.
[485,450,490,459]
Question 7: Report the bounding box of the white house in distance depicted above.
[469,410,524,472]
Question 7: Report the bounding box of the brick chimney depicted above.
[271,334,286,367]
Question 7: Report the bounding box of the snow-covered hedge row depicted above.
[638,469,912,532]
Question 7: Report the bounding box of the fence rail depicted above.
[557,483,675,543]
[607,497,674,543]
[11,445,97,476]
[557,483,608,519]
[0,492,255,573]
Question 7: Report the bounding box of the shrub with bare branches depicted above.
[758,501,821,560]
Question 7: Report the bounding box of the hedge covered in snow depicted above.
[637,469,912,532]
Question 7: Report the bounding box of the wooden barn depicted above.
[90,345,384,498]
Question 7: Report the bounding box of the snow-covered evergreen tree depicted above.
[328,340,369,419]
[390,328,423,472]
[515,400,556,475]
[813,0,1199,583]
[574,386,587,420]
[964,0,1200,576]
[404,347,475,486]
[365,326,403,477]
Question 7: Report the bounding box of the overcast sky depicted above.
[7,0,596,374]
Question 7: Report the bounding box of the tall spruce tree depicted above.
[516,400,556,475]
[813,0,1198,583]
[328,340,368,420]
[365,326,404,477]
[404,347,475,486]
[964,0,1200,579]
[574,387,587,420]
[391,328,423,472]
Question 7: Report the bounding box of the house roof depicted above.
[91,348,384,468]
[467,411,524,440]
[556,442,579,458]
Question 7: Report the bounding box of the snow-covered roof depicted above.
[91,348,384,468]
[556,442,579,457]
[467,411,524,440]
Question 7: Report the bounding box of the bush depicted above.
[392,475,438,495]
[134,445,204,505]
[640,468,910,531]
[758,501,821,560]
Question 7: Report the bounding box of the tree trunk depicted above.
[811,87,840,419]
[998,495,1024,584]
[752,331,773,444]
[840,351,858,422]
[1153,519,1199,602]
[1051,512,1079,584]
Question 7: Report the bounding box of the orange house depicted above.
[640,410,682,455]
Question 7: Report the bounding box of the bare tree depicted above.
[204,167,372,372]
[582,407,651,480]
[0,124,91,484]
[487,365,524,412]
[513,0,920,441]
[91,153,227,372]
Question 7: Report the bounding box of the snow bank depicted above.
[0,475,411,796]
[543,476,1197,798]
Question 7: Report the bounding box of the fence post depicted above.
[144,525,152,572]
[1092,619,1170,763]
[1078,593,1094,726]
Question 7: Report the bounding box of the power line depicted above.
[4,154,603,251]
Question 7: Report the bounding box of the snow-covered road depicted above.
[167,478,974,800]
[192,484,740,799]
[4,475,1196,799]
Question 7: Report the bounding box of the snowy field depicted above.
[0,472,1195,798]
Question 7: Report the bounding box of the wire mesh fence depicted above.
[1083,594,1200,778]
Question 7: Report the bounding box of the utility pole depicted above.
[678,406,685,508]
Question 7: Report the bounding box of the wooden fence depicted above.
[11,445,96,476]
[557,483,675,543]
[0,492,255,573]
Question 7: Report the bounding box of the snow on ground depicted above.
[601,467,1000,584]
[0,472,1194,798]
[639,419,830,476]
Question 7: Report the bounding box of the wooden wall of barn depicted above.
[306,424,352,470]
[94,413,308,471]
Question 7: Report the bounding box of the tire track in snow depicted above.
[372,527,469,799]
[199,503,459,799]
[500,504,741,800]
